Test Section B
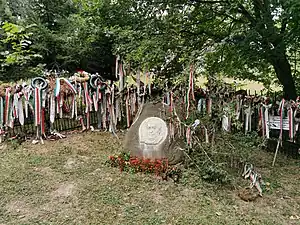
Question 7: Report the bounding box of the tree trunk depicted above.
[270,53,297,100]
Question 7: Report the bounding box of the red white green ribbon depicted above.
[5,88,13,128]
[102,94,107,130]
[84,82,92,114]
[126,88,130,128]
[34,87,42,126]
[84,82,92,129]
[278,99,285,141]
[259,105,265,137]
[288,107,294,141]
[189,64,195,101]
[50,94,55,124]
[263,104,272,139]
[119,61,124,92]
[41,108,45,135]
[93,92,98,112]
[136,69,141,105]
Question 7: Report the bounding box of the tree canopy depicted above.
[0,0,300,98]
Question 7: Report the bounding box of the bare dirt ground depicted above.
[0,132,299,225]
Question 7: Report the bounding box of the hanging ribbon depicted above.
[50,94,55,124]
[137,69,141,106]
[185,64,195,119]
[110,86,116,131]
[73,95,77,119]
[93,92,98,112]
[13,94,18,119]
[83,82,92,129]
[115,89,121,123]
[119,60,124,92]
[34,87,42,126]
[288,106,294,141]
[222,105,230,132]
[169,91,173,113]
[169,91,174,140]
[278,99,285,142]
[235,96,243,120]
[186,127,191,147]
[273,98,286,166]
[18,97,24,126]
[23,88,30,118]
[222,114,230,132]
[60,78,77,94]
[259,105,265,137]
[125,88,130,128]
[262,103,272,139]
[115,55,119,79]
[102,93,107,130]
[0,97,4,129]
[244,105,251,134]
[148,71,151,97]
[41,107,45,135]
[5,88,13,128]
[190,64,195,101]
[55,78,61,97]
[59,93,63,119]
[142,71,147,103]
[107,93,112,133]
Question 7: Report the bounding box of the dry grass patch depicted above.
[0,132,298,225]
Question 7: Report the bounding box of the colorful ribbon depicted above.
[278,99,285,141]
[288,106,294,141]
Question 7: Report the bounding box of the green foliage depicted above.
[187,132,263,185]
[0,21,42,81]
[0,0,300,95]
[0,22,41,67]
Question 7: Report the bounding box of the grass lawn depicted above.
[0,132,299,225]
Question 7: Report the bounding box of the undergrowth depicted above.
[185,131,264,185]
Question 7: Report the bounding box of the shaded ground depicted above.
[0,132,299,225]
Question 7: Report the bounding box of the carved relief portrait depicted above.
[139,117,168,153]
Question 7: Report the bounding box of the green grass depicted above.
[0,132,299,225]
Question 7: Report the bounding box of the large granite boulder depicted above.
[124,102,184,165]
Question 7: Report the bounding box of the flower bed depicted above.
[107,152,181,181]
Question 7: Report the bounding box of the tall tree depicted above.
[104,0,300,99]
